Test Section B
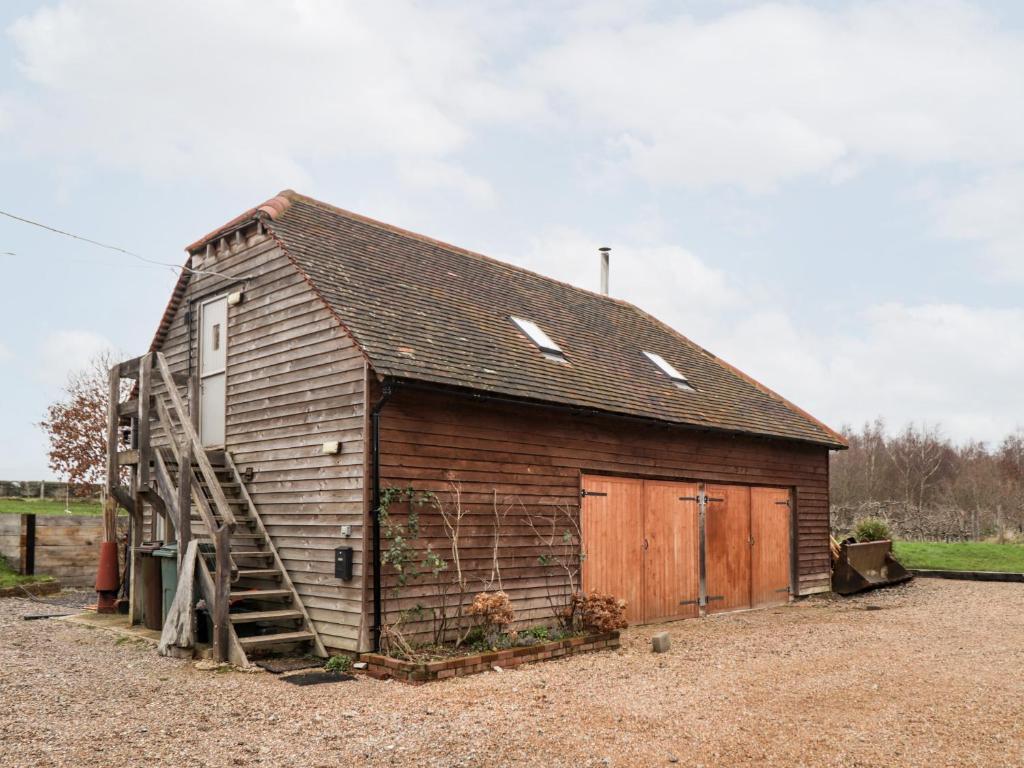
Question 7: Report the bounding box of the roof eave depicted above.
[375,371,848,451]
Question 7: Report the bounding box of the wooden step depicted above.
[216,552,271,562]
[229,609,304,624]
[236,631,314,649]
[230,588,291,601]
[236,569,281,580]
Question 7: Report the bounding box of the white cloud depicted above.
[934,171,1024,281]
[0,340,10,362]
[523,2,1024,192]
[5,0,534,196]
[36,329,114,389]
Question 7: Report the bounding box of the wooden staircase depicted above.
[107,351,326,667]
[158,447,326,664]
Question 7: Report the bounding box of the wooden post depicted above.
[21,514,36,576]
[213,526,231,663]
[106,366,120,530]
[102,496,118,544]
[128,508,144,625]
[176,377,198,568]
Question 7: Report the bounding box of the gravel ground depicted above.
[1,579,1022,767]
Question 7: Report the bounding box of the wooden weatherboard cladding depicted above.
[373,386,832,645]
[151,222,367,652]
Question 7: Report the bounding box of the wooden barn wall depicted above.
[151,226,367,652]
[374,387,831,637]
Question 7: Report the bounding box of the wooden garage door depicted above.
[581,476,645,625]
[582,477,699,624]
[750,487,792,608]
[704,484,752,614]
[644,481,700,622]
[583,477,790,623]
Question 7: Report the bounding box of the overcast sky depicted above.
[1,0,1022,479]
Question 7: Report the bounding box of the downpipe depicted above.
[370,379,394,652]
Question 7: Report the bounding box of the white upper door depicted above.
[199,296,228,448]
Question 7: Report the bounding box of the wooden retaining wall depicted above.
[0,514,118,587]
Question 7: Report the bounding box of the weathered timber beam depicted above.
[106,367,120,496]
[117,399,141,418]
[118,357,142,378]
[136,354,152,489]
[110,486,136,516]
[117,449,140,466]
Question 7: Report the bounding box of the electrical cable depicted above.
[0,208,242,280]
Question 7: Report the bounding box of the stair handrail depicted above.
[222,451,328,658]
[151,401,239,581]
[153,352,237,532]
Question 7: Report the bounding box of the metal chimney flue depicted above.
[599,246,611,295]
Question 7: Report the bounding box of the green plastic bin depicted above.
[153,543,179,623]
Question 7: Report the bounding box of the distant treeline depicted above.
[830,420,1024,542]
[0,480,101,501]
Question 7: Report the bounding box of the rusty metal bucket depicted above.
[832,539,913,595]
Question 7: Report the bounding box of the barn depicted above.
[102,190,846,664]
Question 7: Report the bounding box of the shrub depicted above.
[853,517,892,542]
[520,625,550,642]
[325,654,353,674]
[572,591,628,633]
[467,591,515,644]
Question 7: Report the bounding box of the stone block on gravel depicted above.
[651,632,671,653]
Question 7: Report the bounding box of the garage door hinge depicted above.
[678,495,700,502]
[678,599,699,606]
[775,500,791,507]
[580,489,607,498]
[702,595,724,605]
[775,586,791,593]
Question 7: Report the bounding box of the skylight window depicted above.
[644,351,695,392]
[511,316,565,360]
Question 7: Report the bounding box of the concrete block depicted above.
[651,632,671,653]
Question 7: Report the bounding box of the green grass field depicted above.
[892,541,1024,573]
[0,556,53,589]
[0,498,103,516]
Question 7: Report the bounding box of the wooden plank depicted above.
[213,526,231,663]
[136,353,152,489]
[704,484,752,614]
[106,366,120,497]
[581,476,645,625]
[643,480,700,623]
[750,487,792,609]
[117,450,140,466]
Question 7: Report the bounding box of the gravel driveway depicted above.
[1,579,1021,767]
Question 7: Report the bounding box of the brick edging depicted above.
[361,631,620,683]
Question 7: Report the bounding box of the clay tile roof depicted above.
[252,191,846,448]
[155,191,844,447]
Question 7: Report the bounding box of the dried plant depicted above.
[467,590,514,644]
[572,591,628,633]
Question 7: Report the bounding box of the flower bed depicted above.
[361,630,620,684]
